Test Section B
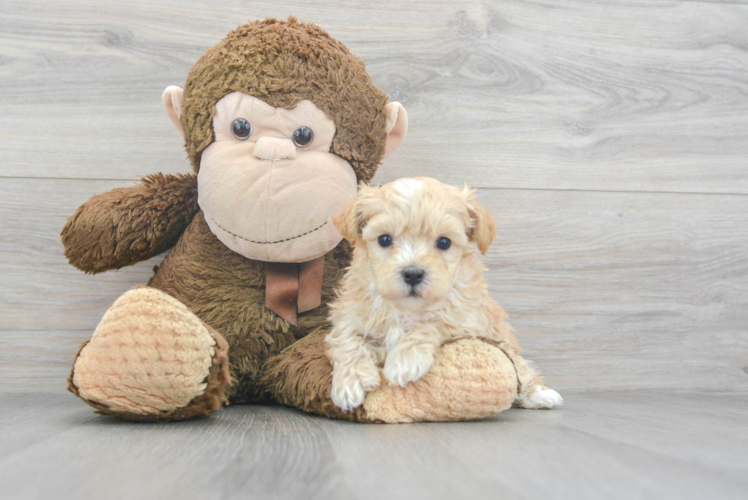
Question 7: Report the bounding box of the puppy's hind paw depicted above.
[518,386,563,409]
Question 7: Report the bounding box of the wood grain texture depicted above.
[1,0,747,193]
[0,392,746,500]
[0,0,746,395]
[1,178,746,393]
[1,1,746,494]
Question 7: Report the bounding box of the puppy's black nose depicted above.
[402,267,425,286]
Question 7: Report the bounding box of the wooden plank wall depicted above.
[1,0,747,394]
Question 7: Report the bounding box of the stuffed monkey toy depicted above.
[62,18,520,423]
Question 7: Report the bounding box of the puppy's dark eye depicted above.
[378,235,393,248]
[292,126,314,147]
[232,118,252,140]
[436,237,451,250]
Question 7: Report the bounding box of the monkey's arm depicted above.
[61,173,198,273]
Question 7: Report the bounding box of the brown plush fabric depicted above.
[181,17,388,183]
[147,212,352,404]
[61,174,198,273]
[260,327,373,422]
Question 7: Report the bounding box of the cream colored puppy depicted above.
[326,177,563,413]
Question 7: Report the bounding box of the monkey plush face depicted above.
[161,18,408,264]
[197,92,357,262]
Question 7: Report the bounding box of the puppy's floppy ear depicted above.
[334,183,378,245]
[463,186,496,255]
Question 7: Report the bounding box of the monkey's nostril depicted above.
[402,267,425,286]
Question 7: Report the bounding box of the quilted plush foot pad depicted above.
[262,329,519,424]
[69,287,230,420]
[363,338,518,423]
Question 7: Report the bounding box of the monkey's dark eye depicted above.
[436,237,451,250]
[232,118,252,140]
[292,126,314,147]
[378,235,393,248]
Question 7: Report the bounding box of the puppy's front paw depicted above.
[330,366,380,412]
[331,377,365,412]
[383,348,434,388]
[518,386,563,409]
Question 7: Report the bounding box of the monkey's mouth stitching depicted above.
[210,218,328,245]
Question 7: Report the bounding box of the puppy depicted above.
[325,177,563,412]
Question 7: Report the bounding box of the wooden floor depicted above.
[1,392,746,500]
[1,0,747,497]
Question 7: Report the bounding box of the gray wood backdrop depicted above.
[1,0,747,394]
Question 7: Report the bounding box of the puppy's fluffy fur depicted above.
[326,177,562,412]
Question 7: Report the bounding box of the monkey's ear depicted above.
[162,86,185,135]
[383,102,408,158]
[334,183,378,245]
[463,187,497,255]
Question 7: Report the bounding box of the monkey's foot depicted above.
[262,330,518,423]
[363,338,518,423]
[68,287,231,421]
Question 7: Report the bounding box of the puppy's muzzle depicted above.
[402,266,426,287]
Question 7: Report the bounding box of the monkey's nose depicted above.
[253,137,297,161]
[402,267,426,286]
